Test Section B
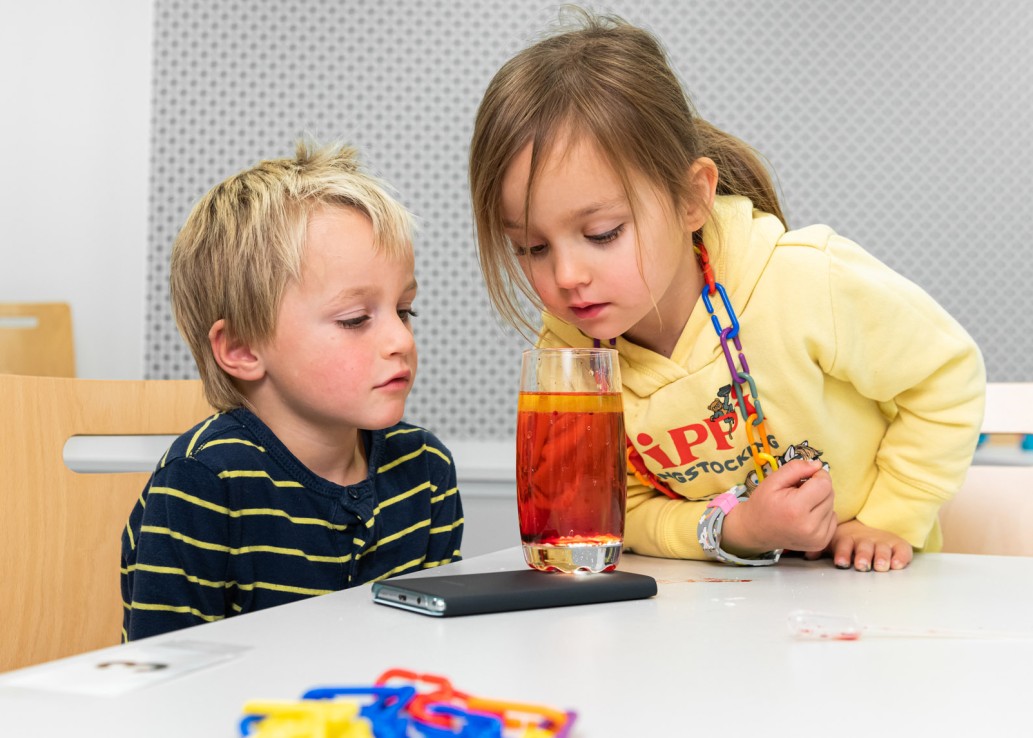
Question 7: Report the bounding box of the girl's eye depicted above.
[337,316,370,329]
[515,244,548,258]
[398,308,418,324]
[587,225,624,244]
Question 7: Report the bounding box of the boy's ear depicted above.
[209,319,265,381]
[682,156,719,233]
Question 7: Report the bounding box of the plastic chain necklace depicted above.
[591,243,779,485]
[695,243,779,482]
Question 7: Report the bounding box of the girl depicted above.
[469,9,985,571]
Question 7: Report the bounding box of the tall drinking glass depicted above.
[516,348,627,573]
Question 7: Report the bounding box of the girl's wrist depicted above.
[719,504,773,557]
[697,487,781,566]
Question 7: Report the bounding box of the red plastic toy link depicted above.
[696,243,718,295]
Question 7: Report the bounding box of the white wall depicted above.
[0,0,153,379]
[0,1,518,558]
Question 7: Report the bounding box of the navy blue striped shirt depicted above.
[120,408,463,640]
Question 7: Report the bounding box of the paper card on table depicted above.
[0,640,248,696]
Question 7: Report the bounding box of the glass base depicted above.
[522,541,622,573]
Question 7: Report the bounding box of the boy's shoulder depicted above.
[159,409,264,472]
[375,421,455,477]
[379,420,452,457]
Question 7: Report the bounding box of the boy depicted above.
[121,142,463,641]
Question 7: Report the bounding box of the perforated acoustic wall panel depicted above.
[147,0,1032,441]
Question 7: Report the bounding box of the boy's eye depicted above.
[398,308,418,323]
[337,316,370,329]
[587,225,623,244]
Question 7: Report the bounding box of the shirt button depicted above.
[348,489,361,500]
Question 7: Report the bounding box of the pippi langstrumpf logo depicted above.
[626,384,785,494]
[627,423,829,497]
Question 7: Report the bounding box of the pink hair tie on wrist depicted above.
[707,490,742,516]
[698,485,779,567]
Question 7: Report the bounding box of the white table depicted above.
[2,548,1032,737]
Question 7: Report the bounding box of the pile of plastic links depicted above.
[238,667,577,738]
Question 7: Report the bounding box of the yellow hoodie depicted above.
[538,196,985,560]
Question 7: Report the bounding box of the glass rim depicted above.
[521,347,617,356]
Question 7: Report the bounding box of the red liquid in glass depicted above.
[516,392,626,551]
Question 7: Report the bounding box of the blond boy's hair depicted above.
[170,141,414,411]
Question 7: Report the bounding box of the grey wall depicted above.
[146,0,1032,442]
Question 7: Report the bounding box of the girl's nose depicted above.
[553,248,590,290]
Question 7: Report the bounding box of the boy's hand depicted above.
[722,459,837,556]
[807,519,913,572]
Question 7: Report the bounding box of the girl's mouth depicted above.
[570,303,606,320]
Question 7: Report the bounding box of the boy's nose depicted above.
[383,314,416,355]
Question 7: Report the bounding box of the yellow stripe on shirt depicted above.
[184,413,220,458]
[197,438,266,453]
[122,563,335,598]
[147,487,350,530]
[375,481,432,512]
[378,444,451,474]
[430,518,464,535]
[139,525,354,563]
[361,519,431,557]
[431,486,459,505]
[129,601,223,622]
[216,470,303,487]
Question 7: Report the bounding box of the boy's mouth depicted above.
[376,371,412,390]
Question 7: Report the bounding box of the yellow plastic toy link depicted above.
[466,695,572,735]
[242,700,373,738]
[745,414,778,481]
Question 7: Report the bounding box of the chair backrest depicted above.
[939,382,1033,556]
[0,302,76,377]
[0,374,212,672]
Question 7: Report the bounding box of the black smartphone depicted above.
[370,569,657,617]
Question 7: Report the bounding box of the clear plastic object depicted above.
[787,609,1033,641]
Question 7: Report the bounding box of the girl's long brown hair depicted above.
[469,7,784,336]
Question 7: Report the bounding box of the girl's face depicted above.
[499,133,705,357]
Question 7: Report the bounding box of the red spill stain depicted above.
[829,632,861,641]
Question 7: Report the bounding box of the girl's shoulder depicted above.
[776,222,838,252]
[772,223,884,277]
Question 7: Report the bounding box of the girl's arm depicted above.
[823,234,986,548]
[623,459,837,560]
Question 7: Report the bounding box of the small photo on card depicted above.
[0,640,248,697]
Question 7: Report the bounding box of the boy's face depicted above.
[252,205,418,438]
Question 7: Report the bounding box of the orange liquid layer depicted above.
[516,392,627,545]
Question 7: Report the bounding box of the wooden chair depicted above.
[939,382,1033,556]
[0,302,76,377]
[0,374,212,672]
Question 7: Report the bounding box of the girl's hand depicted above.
[807,519,913,572]
[721,459,837,556]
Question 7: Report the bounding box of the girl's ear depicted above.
[682,156,719,232]
[209,319,265,382]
